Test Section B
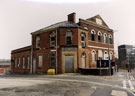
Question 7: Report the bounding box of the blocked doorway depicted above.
[65,55,74,73]
[62,51,77,73]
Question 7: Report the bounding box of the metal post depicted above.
[100,58,102,76]
[108,35,111,76]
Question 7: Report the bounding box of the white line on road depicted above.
[127,73,129,79]
[128,80,134,90]
[123,80,127,89]
[130,76,134,80]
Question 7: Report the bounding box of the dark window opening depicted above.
[66,31,72,45]
[50,53,56,69]
[50,32,55,48]
[81,36,85,41]
[66,36,72,45]
[109,38,113,44]
[98,36,101,42]
[91,34,95,41]
[36,35,40,49]
[50,37,55,47]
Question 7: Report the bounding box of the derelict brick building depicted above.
[11,13,115,75]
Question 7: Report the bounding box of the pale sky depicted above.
[0,0,135,59]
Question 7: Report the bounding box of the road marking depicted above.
[118,75,124,77]
[111,90,127,96]
[127,73,129,79]
[123,80,127,89]
[128,80,134,90]
[130,76,134,80]
[127,89,135,96]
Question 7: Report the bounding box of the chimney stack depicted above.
[67,12,76,23]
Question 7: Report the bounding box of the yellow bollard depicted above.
[47,69,55,75]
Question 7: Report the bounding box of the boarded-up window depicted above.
[81,33,85,48]
[92,51,96,62]
[36,35,40,48]
[27,56,30,69]
[98,50,102,59]
[18,58,20,68]
[23,57,25,69]
[82,52,86,68]
[104,33,107,43]
[38,55,43,68]
[15,58,17,68]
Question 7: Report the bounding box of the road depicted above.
[1,72,135,96]
[43,72,135,96]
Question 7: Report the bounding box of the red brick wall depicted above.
[11,49,31,74]
[59,28,78,46]
[32,28,80,73]
[11,20,114,74]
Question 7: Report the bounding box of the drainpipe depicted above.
[56,29,58,74]
[31,35,33,74]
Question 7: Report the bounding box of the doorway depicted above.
[65,55,74,73]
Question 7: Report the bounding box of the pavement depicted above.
[0,72,135,96]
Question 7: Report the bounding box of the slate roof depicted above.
[42,21,80,30]
[32,21,85,34]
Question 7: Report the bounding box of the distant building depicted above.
[118,45,135,70]
[0,59,11,74]
[11,13,114,75]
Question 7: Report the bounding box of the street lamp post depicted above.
[108,42,111,76]
[99,57,102,76]
[108,34,111,76]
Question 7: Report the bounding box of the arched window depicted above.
[81,32,86,48]
[104,51,108,60]
[98,31,102,42]
[103,33,107,43]
[82,52,86,68]
[91,50,96,62]
[84,27,88,30]
[50,32,55,47]
[66,31,72,45]
[36,35,40,48]
[91,29,96,41]
[98,50,102,60]
[109,34,113,44]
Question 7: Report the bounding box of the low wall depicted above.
[79,68,115,76]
